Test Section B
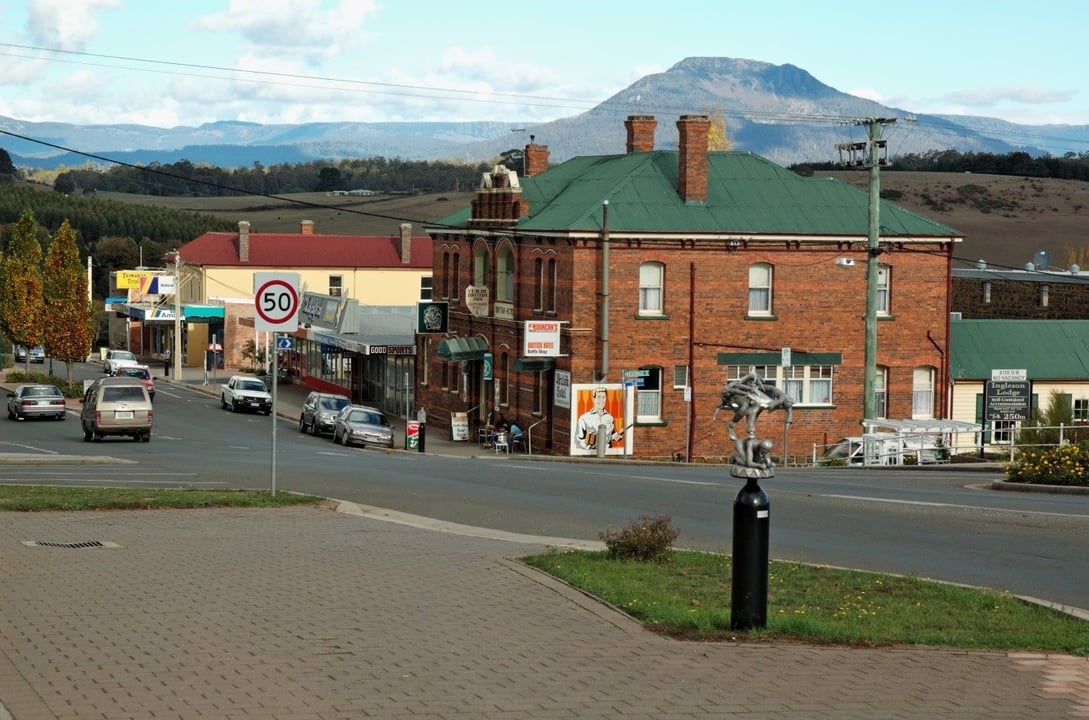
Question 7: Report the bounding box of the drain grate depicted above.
[22,540,121,549]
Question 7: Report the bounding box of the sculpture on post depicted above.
[716,368,793,476]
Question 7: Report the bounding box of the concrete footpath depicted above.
[0,367,1087,718]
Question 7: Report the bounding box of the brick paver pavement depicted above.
[1,502,1085,719]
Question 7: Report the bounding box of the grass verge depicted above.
[523,548,1089,655]
[0,485,325,511]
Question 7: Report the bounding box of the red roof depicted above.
[179,231,432,269]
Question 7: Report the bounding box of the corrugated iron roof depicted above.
[433,151,961,238]
[950,319,1089,379]
[179,232,432,268]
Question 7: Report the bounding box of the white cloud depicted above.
[25,0,122,51]
[941,85,1073,108]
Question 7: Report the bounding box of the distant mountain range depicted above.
[3,57,1085,170]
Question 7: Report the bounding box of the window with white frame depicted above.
[727,364,834,406]
[636,366,662,420]
[1075,399,1089,422]
[877,264,890,315]
[875,366,888,419]
[496,246,514,302]
[639,262,664,315]
[912,366,935,419]
[748,263,773,316]
[329,275,343,297]
[982,280,992,304]
[993,420,1016,444]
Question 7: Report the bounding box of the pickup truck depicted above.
[220,375,273,415]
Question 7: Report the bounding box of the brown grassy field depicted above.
[816,170,1089,271]
[99,171,1089,271]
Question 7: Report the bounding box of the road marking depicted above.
[0,442,59,454]
[821,493,1089,519]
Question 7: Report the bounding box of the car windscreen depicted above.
[119,368,149,379]
[349,410,388,426]
[240,381,267,392]
[320,397,349,411]
[102,386,146,402]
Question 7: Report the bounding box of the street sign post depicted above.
[254,272,300,333]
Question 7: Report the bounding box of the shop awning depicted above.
[513,357,555,372]
[183,304,224,321]
[436,336,489,361]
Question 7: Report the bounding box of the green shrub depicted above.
[1006,443,1089,486]
[598,514,679,563]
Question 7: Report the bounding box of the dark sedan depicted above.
[7,384,67,421]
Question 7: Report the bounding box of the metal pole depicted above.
[863,119,885,423]
[271,336,278,497]
[172,251,183,382]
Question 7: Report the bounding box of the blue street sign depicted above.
[276,336,292,350]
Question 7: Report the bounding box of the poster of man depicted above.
[570,384,627,456]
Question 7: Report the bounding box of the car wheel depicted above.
[341,431,350,447]
[7,408,14,420]
[141,432,151,443]
[82,424,92,442]
[299,416,307,432]
[264,408,272,416]
[92,431,102,442]
[310,420,319,436]
[221,396,228,409]
[232,401,240,413]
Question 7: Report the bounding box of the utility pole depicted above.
[838,118,894,424]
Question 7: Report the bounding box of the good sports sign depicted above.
[253,272,301,333]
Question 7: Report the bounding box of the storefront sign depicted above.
[465,285,490,317]
[367,345,415,356]
[554,370,571,409]
[524,320,561,356]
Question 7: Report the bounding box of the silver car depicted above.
[299,391,351,436]
[7,384,67,421]
[332,405,394,449]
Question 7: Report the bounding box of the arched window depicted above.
[497,245,515,302]
[639,262,664,315]
[473,245,488,288]
[748,263,773,315]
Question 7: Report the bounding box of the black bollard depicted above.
[731,477,769,630]
[418,423,426,453]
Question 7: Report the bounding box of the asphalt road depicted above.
[3,368,1088,612]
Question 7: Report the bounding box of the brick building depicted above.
[420,115,962,461]
[952,261,1089,319]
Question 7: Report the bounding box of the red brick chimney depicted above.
[625,115,657,153]
[238,220,250,262]
[469,166,529,227]
[300,220,314,235]
[524,137,550,177]
[677,114,710,202]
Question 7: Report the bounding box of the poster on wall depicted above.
[570,384,628,456]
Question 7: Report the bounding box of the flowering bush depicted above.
[1006,443,1089,486]
[598,514,680,563]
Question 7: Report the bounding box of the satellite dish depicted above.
[1033,250,1052,271]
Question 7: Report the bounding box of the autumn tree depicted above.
[42,220,95,383]
[704,104,733,152]
[0,209,46,372]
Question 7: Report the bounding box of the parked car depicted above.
[220,375,272,415]
[114,364,156,400]
[14,346,45,364]
[819,433,944,466]
[103,349,140,375]
[299,391,351,436]
[332,405,394,449]
[7,384,67,421]
[80,376,153,442]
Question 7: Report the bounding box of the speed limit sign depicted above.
[253,272,300,332]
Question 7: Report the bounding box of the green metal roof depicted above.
[951,320,1089,379]
[434,151,960,238]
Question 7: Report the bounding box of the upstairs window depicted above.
[329,275,343,297]
[497,246,514,302]
[638,262,664,315]
[912,366,935,419]
[748,263,773,316]
[420,275,433,300]
[877,264,890,315]
[473,246,488,288]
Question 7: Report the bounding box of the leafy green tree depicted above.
[0,209,46,372]
[0,148,16,183]
[42,220,95,382]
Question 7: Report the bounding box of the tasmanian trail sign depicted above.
[254,272,301,333]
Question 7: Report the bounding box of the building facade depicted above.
[420,115,962,461]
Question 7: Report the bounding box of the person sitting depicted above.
[493,413,509,432]
[509,421,524,451]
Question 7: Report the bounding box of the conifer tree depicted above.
[43,220,95,383]
[0,209,45,373]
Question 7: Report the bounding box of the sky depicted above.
[1,0,1087,134]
